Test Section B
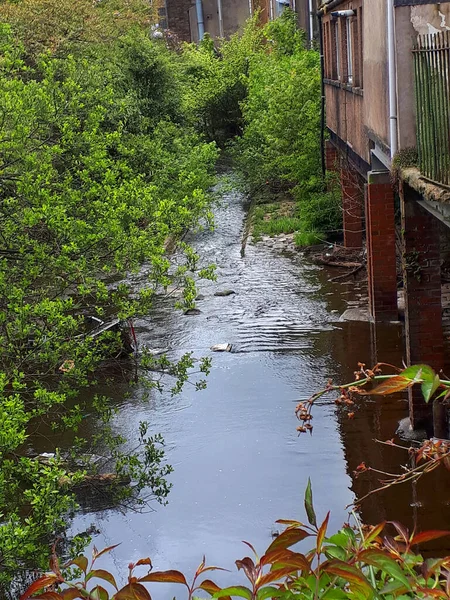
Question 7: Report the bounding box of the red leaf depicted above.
[198,579,231,600]
[60,590,86,600]
[86,569,118,590]
[364,522,386,546]
[235,557,257,585]
[20,574,62,600]
[257,566,300,587]
[275,520,305,528]
[134,558,152,569]
[361,376,414,396]
[114,583,151,600]
[324,561,372,594]
[138,570,188,586]
[32,594,62,600]
[242,541,258,557]
[389,521,409,544]
[411,530,450,545]
[266,528,311,552]
[316,512,330,553]
[93,545,121,561]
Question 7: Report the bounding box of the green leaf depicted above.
[304,477,317,528]
[422,373,441,403]
[358,549,412,589]
[90,586,109,600]
[256,587,284,599]
[212,586,253,599]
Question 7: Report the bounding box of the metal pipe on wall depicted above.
[196,0,205,40]
[217,0,224,37]
[387,0,398,158]
[309,0,314,45]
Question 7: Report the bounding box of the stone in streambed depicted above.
[184,308,201,316]
[214,290,235,297]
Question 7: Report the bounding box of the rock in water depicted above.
[184,308,201,316]
[339,308,370,322]
[214,290,235,297]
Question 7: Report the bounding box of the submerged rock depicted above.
[339,308,370,322]
[184,308,201,316]
[214,290,235,297]
[396,417,428,442]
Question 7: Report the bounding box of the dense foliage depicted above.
[185,10,341,245]
[0,1,218,592]
[22,482,450,599]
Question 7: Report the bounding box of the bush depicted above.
[296,184,342,241]
[232,10,322,193]
[180,19,263,144]
[0,18,218,592]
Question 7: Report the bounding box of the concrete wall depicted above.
[363,0,389,153]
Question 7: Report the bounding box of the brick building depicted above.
[320,0,450,433]
[160,0,312,41]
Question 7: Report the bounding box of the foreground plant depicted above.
[21,482,450,599]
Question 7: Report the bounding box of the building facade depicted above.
[161,0,313,42]
[321,0,450,434]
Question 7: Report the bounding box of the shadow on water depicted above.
[44,176,450,585]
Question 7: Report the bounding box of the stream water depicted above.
[67,179,450,590]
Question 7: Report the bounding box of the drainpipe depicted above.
[387,0,398,158]
[309,0,314,45]
[196,0,205,40]
[318,11,326,182]
[217,0,224,37]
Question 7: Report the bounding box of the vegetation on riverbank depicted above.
[0,1,219,592]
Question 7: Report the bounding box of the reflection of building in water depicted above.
[311,306,450,554]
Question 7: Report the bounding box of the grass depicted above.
[249,183,342,247]
[294,230,322,247]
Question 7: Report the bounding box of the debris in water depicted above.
[210,343,232,352]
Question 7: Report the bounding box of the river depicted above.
[69,178,450,591]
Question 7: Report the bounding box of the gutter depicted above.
[217,0,224,37]
[318,11,326,180]
[318,0,349,14]
[196,0,205,40]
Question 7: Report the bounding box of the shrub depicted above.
[0,21,218,592]
[232,10,322,193]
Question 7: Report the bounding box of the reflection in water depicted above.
[60,181,450,585]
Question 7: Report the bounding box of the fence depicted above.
[413,32,450,186]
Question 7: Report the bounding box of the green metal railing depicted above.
[413,32,450,186]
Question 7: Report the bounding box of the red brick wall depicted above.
[400,182,443,429]
[166,0,193,41]
[365,173,398,321]
[341,167,363,249]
